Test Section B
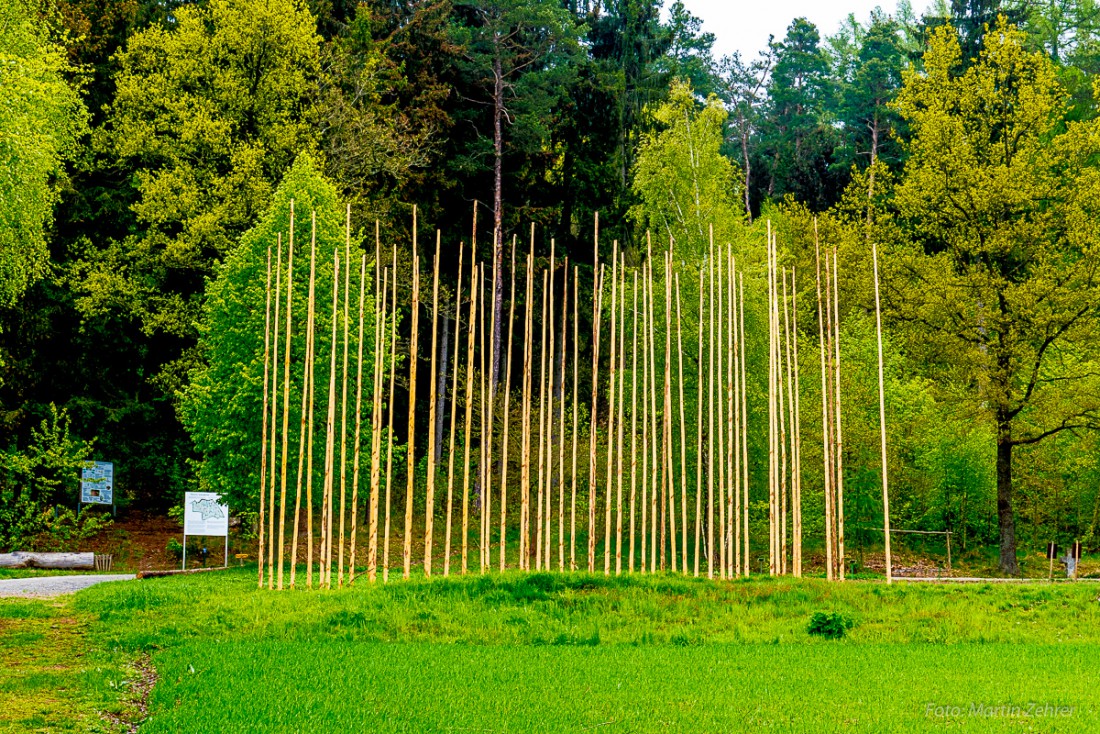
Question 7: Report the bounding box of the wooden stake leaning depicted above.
[403,217,420,580]
[647,246,659,573]
[570,264,579,571]
[485,253,499,573]
[782,267,796,578]
[588,252,602,572]
[259,247,272,588]
[715,240,726,578]
[369,266,388,582]
[461,261,478,574]
[268,238,282,588]
[873,243,893,584]
[731,252,740,578]
[425,236,441,576]
[544,243,555,568]
[499,239,515,571]
[444,244,465,576]
[349,254,367,583]
[478,263,489,573]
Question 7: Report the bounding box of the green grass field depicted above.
[4,570,1100,731]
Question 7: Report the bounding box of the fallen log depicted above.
[136,566,230,580]
[0,552,95,570]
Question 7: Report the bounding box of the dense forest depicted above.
[5,0,1100,575]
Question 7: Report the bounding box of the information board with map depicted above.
[183,491,229,537]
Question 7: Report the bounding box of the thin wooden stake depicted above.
[337,208,350,587]
[588,218,602,573]
[369,265,388,582]
[291,218,312,588]
[675,273,688,574]
[833,246,845,581]
[383,248,398,582]
[706,233,715,579]
[695,265,704,577]
[646,240,659,574]
[664,249,675,573]
[259,247,272,589]
[520,237,533,570]
[716,238,726,578]
[536,267,549,570]
[791,267,803,577]
[873,243,892,583]
[425,236,441,575]
[603,242,618,575]
[444,243,465,576]
[268,238,282,587]
[640,262,650,572]
[498,239,515,571]
[570,264,579,571]
[349,254,367,583]
[615,254,626,575]
[740,271,749,577]
[403,208,420,580]
[815,220,834,581]
[307,220,318,587]
[485,252,499,573]
[629,270,639,573]
[322,251,339,588]
[559,260,570,571]
[478,263,488,573]
[461,262,478,574]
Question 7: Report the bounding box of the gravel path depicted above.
[0,574,136,598]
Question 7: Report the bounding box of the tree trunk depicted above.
[996,416,1020,575]
[740,121,752,223]
[0,552,96,570]
[435,310,450,462]
[491,47,505,393]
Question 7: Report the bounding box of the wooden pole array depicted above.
[248,206,882,588]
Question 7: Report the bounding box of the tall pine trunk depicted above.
[491,46,504,392]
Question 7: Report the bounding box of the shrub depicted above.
[807,611,854,639]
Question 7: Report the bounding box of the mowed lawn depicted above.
[6,569,1100,732]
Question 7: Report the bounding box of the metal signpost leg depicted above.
[182,535,187,571]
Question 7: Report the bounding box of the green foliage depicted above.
[0,0,87,307]
[80,0,322,386]
[0,404,104,551]
[807,610,855,638]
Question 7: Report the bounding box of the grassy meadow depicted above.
[4,570,1100,731]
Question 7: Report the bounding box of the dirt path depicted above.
[0,574,135,597]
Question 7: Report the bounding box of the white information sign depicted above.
[183,492,229,537]
[81,461,114,505]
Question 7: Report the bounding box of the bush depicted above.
[807,612,854,639]
[0,405,107,551]
[166,537,184,561]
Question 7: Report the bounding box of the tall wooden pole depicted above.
[815,221,835,580]
[478,263,489,572]
[695,266,704,577]
[337,208,350,587]
[615,255,627,574]
[368,265,388,582]
[559,260,570,571]
[716,239,726,578]
[675,273,688,574]
[499,239,515,571]
[520,237,533,570]
[740,272,749,577]
[647,242,659,574]
[444,244,465,576]
[832,247,845,581]
[706,232,715,579]
[791,267,803,578]
[873,243,893,583]
[570,264,580,570]
[629,270,638,572]
[544,243,555,568]
[278,223,294,589]
[291,219,312,588]
[731,252,741,578]
[663,250,675,572]
[349,254,367,583]
[425,236,441,575]
[603,242,618,575]
[782,266,795,578]
[461,262,478,574]
[588,215,602,574]
[322,251,339,588]
[640,262,650,571]
[403,209,420,580]
[268,238,281,588]
[486,251,499,573]
[259,247,272,589]
[307,220,318,587]
[536,268,549,570]
[383,249,398,582]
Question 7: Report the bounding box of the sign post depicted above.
[182,492,230,569]
[81,461,114,516]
